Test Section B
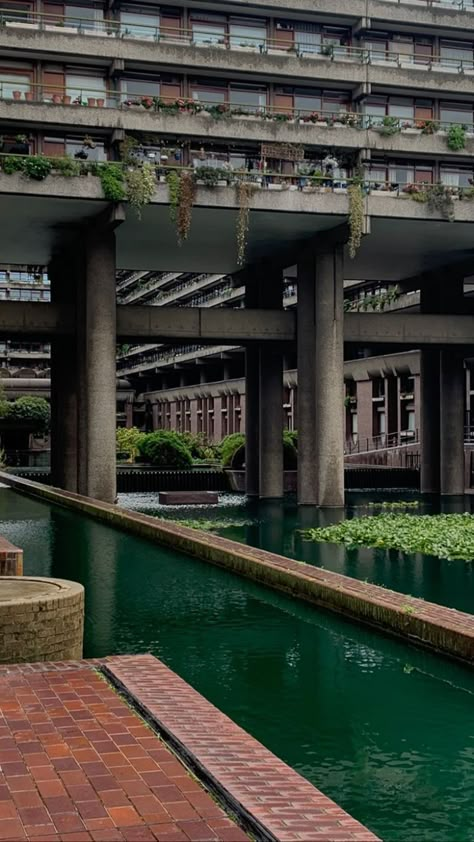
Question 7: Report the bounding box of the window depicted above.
[440,101,473,126]
[121,11,159,40]
[64,5,103,30]
[192,21,225,46]
[407,410,415,432]
[229,84,266,112]
[295,25,321,55]
[388,97,414,120]
[0,3,32,22]
[388,164,415,185]
[294,93,322,113]
[66,73,106,101]
[192,85,225,105]
[378,411,386,435]
[441,167,473,187]
[66,138,106,161]
[440,40,473,68]
[122,78,160,99]
[229,21,266,50]
[0,72,30,98]
[365,39,387,61]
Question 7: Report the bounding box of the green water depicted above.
[1,488,474,841]
[120,492,474,615]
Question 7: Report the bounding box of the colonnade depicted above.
[48,226,467,507]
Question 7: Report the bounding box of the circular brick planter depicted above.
[0,577,84,663]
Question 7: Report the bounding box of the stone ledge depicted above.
[1,472,473,664]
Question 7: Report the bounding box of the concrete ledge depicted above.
[2,472,474,664]
[104,654,379,842]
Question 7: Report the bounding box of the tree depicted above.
[116,426,146,462]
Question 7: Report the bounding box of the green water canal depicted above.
[1,488,474,842]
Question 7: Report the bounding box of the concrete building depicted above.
[1,0,474,503]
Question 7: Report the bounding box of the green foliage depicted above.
[379,116,400,136]
[170,517,253,533]
[166,170,180,223]
[23,155,53,180]
[125,162,156,219]
[0,396,50,434]
[180,432,218,460]
[52,155,82,177]
[302,513,474,561]
[220,432,297,469]
[348,179,364,259]
[447,124,466,152]
[97,163,126,201]
[220,433,246,468]
[116,426,146,462]
[426,184,455,222]
[1,155,25,174]
[193,166,231,186]
[138,430,193,468]
[367,500,420,510]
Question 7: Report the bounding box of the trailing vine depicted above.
[426,184,455,222]
[348,179,364,259]
[176,170,195,244]
[446,124,466,152]
[236,181,253,266]
[166,170,180,223]
[125,162,156,219]
[96,163,126,201]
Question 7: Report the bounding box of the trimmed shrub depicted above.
[116,427,146,462]
[1,396,50,434]
[180,432,219,461]
[222,432,298,470]
[220,433,245,468]
[138,430,193,468]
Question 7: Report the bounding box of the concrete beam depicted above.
[3,303,474,348]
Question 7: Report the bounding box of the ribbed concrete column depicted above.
[297,247,344,507]
[245,347,260,497]
[259,346,283,499]
[420,349,440,494]
[49,257,78,493]
[77,228,117,503]
[440,350,465,495]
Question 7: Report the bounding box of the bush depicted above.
[221,432,297,470]
[116,427,146,462]
[220,433,245,468]
[1,396,50,434]
[138,430,193,468]
[180,432,219,461]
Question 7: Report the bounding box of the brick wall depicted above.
[0,535,23,576]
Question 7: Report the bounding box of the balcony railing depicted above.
[345,429,419,454]
[2,8,474,70]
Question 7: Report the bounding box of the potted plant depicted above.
[87,97,96,107]
[9,134,29,154]
[24,91,33,101]
[52,93,62,104]
[62,94,71,105]
[83,135,96,149]
[12,90,22,100]
[96,98,105,107]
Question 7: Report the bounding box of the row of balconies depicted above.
[4,18,474,99]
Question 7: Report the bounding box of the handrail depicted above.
[345,429,419,454]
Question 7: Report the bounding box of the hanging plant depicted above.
[426,184,455,222]
[125,162,156,219]
[166,170,180,222]
[348,179,364,258]
[446,124,466,152]
[236,180,253,266]
[176,170,195,244]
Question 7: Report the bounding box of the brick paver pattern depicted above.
[106,655,379,842]
[0,662,248,842]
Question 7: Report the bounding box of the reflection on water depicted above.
[1,488,474,841]
[120,491,474,615]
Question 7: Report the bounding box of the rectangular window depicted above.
[64,5,104,30]
[366,39,388,61]
[294,93,322,113]
[192,21,225,46]
[229,21,266,50]
[441,167,473,187]
[0,72,30,98]
[440,101,473,126]
[388,97,414,120]
[388,164,414,185]
[229,85,266,112]
[66,73,106,101]
[121,11,159,40]
[440,41,473,67]
[66,137,106,161]
[122,78,160,99]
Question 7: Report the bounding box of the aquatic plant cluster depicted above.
[303,513,474,561]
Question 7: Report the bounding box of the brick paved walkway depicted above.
[0,662,247,842]
[0,656,379,842]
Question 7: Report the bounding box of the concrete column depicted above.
[259,347,283,499]
[245,347,260,496]
[440,350,465,495]
[49,256,79,493]
[420,349,441,494]
[77,228,117,503]
[297,247,344,506]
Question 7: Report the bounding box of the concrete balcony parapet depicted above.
[3,26,474,97]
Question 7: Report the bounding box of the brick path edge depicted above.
[104,654,379,842]
[1,472,474,664]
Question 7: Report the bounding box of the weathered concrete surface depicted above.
[2,473,474,664]
[0,576,84,663]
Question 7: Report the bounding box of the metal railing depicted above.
[2,8,474,69]
[345,429,420,454]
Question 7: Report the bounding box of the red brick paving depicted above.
[0,662,248,842]
[106,655,379,842]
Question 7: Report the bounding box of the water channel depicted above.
[120,491,474,615]
[1,487,474,841]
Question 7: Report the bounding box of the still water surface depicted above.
[1,488,474,842]
[120,491,474,615]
